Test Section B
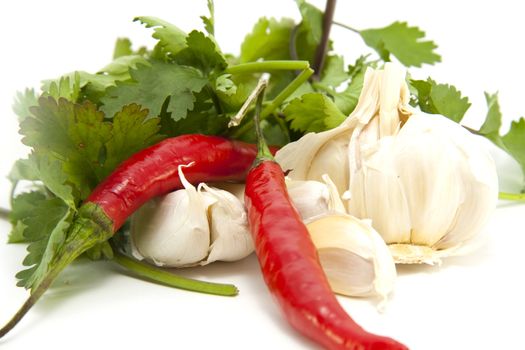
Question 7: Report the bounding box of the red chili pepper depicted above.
[87,134,264,231]
[244,81,408,350]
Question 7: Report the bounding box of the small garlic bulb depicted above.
[306,214,396,304]
[131,165,254,267]
[131,164,212,267]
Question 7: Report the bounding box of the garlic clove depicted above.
[306,214,396,305]
[131,164,213,267]
[199,183,253,264]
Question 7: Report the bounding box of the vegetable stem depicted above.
[225,60,310,74]
[112,251,238,297]
[0,207,9,220]
[312,0,337,80]
[230,67,314,139]
[229,75,269,128]
[499,192,525,201]
[332,20,360,34]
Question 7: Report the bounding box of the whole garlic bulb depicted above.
[276,63,498,264]
[306,214,396,304]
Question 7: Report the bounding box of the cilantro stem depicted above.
[112,250,238,297]
[332,20,360,34]
[0,208,9,220]
[312,0,337,80]
[225,60,310,74]
[499,192,525,201]
[230,67,314,139]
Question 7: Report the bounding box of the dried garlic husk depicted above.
[306,214,396,304]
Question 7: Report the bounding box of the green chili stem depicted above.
[499,192,525,201]
[225,60,310,74]
[113,251,238,297]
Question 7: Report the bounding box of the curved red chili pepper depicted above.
[245,160,408,350]
[87,134,266,231]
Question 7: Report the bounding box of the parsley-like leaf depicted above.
[14,194,73,290]
[284,93,346,132]
[240,17,295,62]
[134,17,187,56]
[318,55,347,89]
[101,61,207,120]
[174,30,227,74]
[13,89,39,121]
[410,78,471,122]
[360,22,441,67]
[21,97,161,199]
[113,38,133,59]
[501,118,525,179]
[479,92,503,144]
[215,74,237,96]
[201,0,215,36]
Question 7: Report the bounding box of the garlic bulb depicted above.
[131,164,212,267]
[131,165,254,267]
[306,214,396,304]
[199,183,253,264]
[276,63,498,264]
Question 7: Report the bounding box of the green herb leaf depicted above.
[13,89,39,121]
[42,72,82,101]
[295,0,323,45]
[215,74,237,96]
[410,78,471,122]
[134,17,187,56]
[318,55,347,89]
[174,30,227,74]
[240,17,295,62]
[479,92,503,144]
[14,194,73,290]
[360,22,441,67]
[101,61,208,120]
[201,0,215,36]
[501,118,525,179]
[113,38,133,59]
[284,92,346,132]
[21,97,161,199]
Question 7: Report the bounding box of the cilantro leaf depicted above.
[295,0,323,45]
[479,92,503,145]
[113,38,133,59]
[134,17,187,56]
[21,97,162,199]
[201,0,215,36]
[99,55,149,78]
[240,17,295,62]
[410,78,471,122]
[14,194,73,290]
[42,72,82,101]
[501,118,525,179]
[215,74,237,96]
[174,30,227,74]
[318,55,347,89]
[360,22,441,67]
[8,192,48,244]
[13,89,39,121]
[101,103,163,178]
[101,61,208,121]
[284,93,346,132]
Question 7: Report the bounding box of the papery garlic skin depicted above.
[131,165,213,267]
[199,183,253,264]
[276,63,498,264]
[349,113,498,264]
[306,214,396,304]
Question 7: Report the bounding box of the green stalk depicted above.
[0,207,9,220]
[230,67,314,139]
[113,251,238,297]
[253,83,273,163]
[0,204,113,338]
[499,192,525,201]
[225,60,310,74]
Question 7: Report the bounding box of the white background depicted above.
[1,1,524,349]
